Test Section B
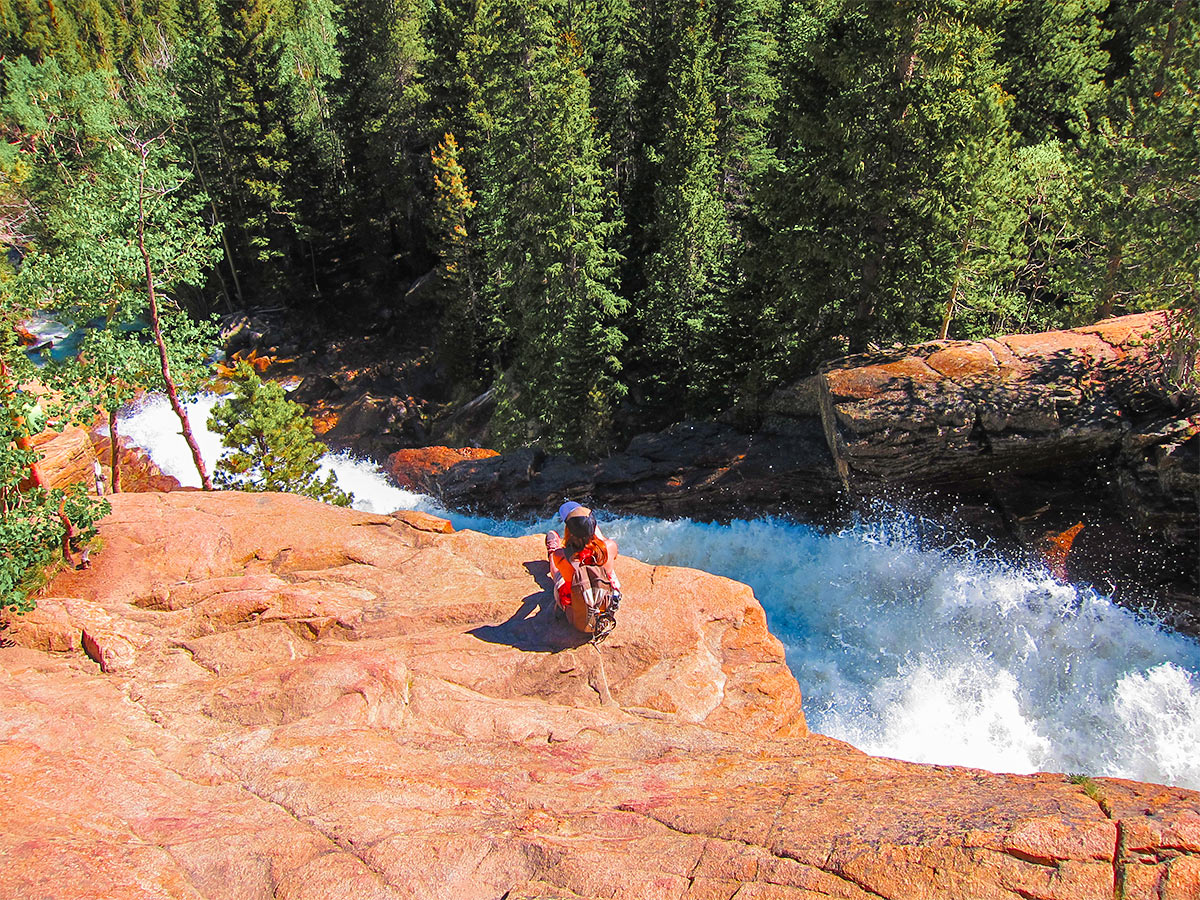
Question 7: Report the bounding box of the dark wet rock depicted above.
[426,419,844,522]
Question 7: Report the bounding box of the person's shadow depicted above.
[469,560,592,652]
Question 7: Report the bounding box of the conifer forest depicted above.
[1,0,1197,463]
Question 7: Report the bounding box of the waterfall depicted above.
[117,391,1200,790]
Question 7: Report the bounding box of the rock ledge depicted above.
[2,491,1197,900]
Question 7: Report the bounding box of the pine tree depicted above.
[468,0,626,454]
[429,132,479,381]
[212,0,297,299]
[575,0,640,208]
[2,0,78,65]
[1081,0,1199,322]
[332,0,428,263]
[208,361,352,504]
[634,0,733,417]
[747,0,1021,386]
[713,0,780,232]
[277,0,345,296]
[998,0,1109,146]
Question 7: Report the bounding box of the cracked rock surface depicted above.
[2,491,1198,900]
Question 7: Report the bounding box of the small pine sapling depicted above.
[208,362,352,506]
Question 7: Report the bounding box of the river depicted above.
[118,391,1200,790]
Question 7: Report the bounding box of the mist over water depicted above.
[119,392,1200,790]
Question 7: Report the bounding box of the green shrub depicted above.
[208,362,352,506]
[1,394,109,614]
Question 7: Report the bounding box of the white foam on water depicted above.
[118,393,1200,789]
[316,451,427,515]
[1111,664,1200,787]
[116,393,225,486]
[603,512,1200,788]
[23,312,74,345]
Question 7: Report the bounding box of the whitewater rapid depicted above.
[118,392,1200,790]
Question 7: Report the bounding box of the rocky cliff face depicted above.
[415,313,1198,617]
[3,491,1198,900]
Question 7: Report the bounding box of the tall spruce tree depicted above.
[713,0,780,232]
[212,0,297,300]
[332,0,428,262]
[747,0,1021,388]
[277,0,345,290]
[575,0,640,209]
[429,131,480,383]
[999,0,1109,146]
[468,0,626,454]
[633,0,733,418]
[1081,0,1199,323]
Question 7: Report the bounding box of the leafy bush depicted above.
[1,392,109,614]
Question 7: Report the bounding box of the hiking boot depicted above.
[591,612,616,644]
[545,530,562,555]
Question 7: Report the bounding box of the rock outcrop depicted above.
[413,313,1197,611]
[25,425,98,491]
[384,445,499,490]
[3,491,1198,900]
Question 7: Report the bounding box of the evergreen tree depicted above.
[713,0,780,232]
[332,0,428,264]
[468,0,626,454]
[747,0,1020,389]
[429,132,479,382]
[1081,0,1199,322]
[0,0,86,68]
[277,0,345,296]
[211,0,297,299]
[208,360,352,504]
[998,0,1109,146]
[634,0,732,417]
[575,0,641,208]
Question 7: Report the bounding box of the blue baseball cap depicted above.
[558,501,582,522]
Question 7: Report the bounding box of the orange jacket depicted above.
[551,538,618,601]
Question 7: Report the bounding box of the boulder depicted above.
[1,491,1196,899]
[817,312,1171,486]
[385,445,499,490]
[26,425,98,491]
[433,419,842,521]
[10,407,181,497]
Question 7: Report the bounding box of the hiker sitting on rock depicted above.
[546,501,622,640]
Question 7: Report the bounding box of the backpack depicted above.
[562,555,618,641]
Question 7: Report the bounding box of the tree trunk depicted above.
[136,144,213,490]
[108,408,121,493]
[1153,0,1190,99]
[1094,245,1123,321]
[940,214,976,340]
[852,213,889,349]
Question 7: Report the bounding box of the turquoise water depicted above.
[119,392,1200,789]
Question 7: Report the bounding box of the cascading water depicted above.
[118,391,1200,790]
